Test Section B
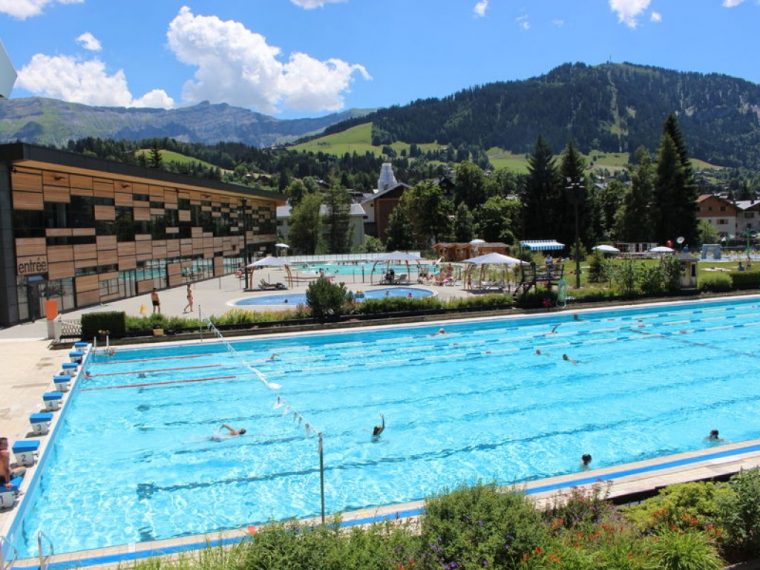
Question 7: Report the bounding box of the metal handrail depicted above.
[0,536,19,570]
[37,531,54,570]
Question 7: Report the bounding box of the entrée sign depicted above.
[17,256,48,276]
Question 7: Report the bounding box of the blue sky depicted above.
[0,0,758,118]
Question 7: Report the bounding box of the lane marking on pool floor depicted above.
[93,354,204,365]
[80,375,239,391]
[90,364,221,377]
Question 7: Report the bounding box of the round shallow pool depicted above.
[233,287,433,306]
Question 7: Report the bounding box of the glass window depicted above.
[116,207,135,241]
[44,202,68,229]
[13,210,45,238]
[69,195,95,227]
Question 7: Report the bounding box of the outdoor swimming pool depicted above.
[11,297,760,557]
[232,287,434,306]
[294,262,437,277]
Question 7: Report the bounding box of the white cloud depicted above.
[516,14,530,30]
[16,54,174,108]
[166,6,370,114]
[722,0,745,6]
[552,18,565,27]
[76,32,101,52]
[608,0,651,28]
[650,11,662,22]
[473,0,489,17]
[0,0,82,20]
[289,0,347,8]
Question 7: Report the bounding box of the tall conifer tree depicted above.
[522,136,560,239]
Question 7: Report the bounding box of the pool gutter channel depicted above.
[9,439,760,570]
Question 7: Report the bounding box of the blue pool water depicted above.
[295,262,436,277]
[233,287,433,306]
[13,297,760,556]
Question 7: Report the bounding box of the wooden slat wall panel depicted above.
[95,205,116,221]
[45,228,72,238]
[70,186,93,197]
[119,256,136,270]
[101,292,121,303]
[213,256,224,277]
[137,279,155,294]
[43,186,70,203]
[180,241,192,256]
[96,235,117,250]
[76,290,100,307]
[117,242,136,257]
[133,183,149,195]
[178,210,191,222]
[11,171,42,192]
[115,181,132,193]
[150,185,164,200]
[115,192,133,207]
[167,241,180,255]
[98,271,118,282]
[69,175,93,189]
[74,244,97,262]
[93,179,114,197]
[42,171,69,187]
[164,188,177,206]
[48,262,75,280]
[16,238,46,256]
[72,228,95,236]
[75,275,99,292]
[12,191,43,210]
[47,245,74,262]
[97,249,118,266]
[134,207,150,221]
[152,245,167,259]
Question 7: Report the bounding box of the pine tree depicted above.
[453,202,475,242]
[653,133,683,244]
[616,147,656,242]
[288,193,322,254]
[385,205,414,251]
[522,136,560,239]
[323,186,351,254]
[660,114,698,245]
[558,142,593,248]
[149,142,162,169]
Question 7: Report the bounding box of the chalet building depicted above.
[734,199,760,234]
[360,163,410,240]
[0,143,285,325]
[432,242,509,262]
[697,194,739,237]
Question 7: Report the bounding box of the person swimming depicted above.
[266,353,279,362]
[546,324,560,335]
[581,453,592,469]
[372,414,385,440]
[562,353,578,364]
[212,424,247,441]
[705,429,724,442]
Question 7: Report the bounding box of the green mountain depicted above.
[323,62,760,168]
[0,97,372,147]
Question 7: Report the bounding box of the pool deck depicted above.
[2,293,760,568]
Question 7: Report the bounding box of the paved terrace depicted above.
[2,284,760,568]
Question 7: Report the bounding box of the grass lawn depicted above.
[135,149,219,170]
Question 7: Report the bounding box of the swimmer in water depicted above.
[546,324,560,335]
[705,429,724,443]
[266,353,279,362]
[562,353,578,365]
[581,453,592,470]
[372,414,385,441]
[212,424,247,441]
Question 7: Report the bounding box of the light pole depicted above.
[565,178,585,289]
[241,198,249,290]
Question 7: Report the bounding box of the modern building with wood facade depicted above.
[0,143,285,326]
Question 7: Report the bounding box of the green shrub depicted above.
[306,278,350,320]
[358,296,443,315]
[622,482,731,535]
[420,483,547,569]
[638,264,665,296]
[446,293,513,311]
[588,252,612,283]
[660,255,683,292]
[613,259,639,297]
[544,484,613,532]
[728,271,760,290]
[717,468,760,557]
[517,291,558,309]
[698,273,733,293]
[81,311,126,340]
[646,530,723,570]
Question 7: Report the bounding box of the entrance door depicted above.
[26,276,45,322]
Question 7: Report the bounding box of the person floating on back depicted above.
[372,414,385,441]
[581,453,592,470]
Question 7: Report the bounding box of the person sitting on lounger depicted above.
[0,437,26,488]
[372,414,385,440]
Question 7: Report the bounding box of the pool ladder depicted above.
[0,536,19,570]
[37,531,54,570]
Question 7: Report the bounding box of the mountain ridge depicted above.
[0,97,373,148]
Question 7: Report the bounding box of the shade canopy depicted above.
[520,240,565,251]
[469,238,486,245]
[274,243,290,249]
[247,256,290,268]
[592,245,621,253]
[649,246,675,253]
[463,252,526,266]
